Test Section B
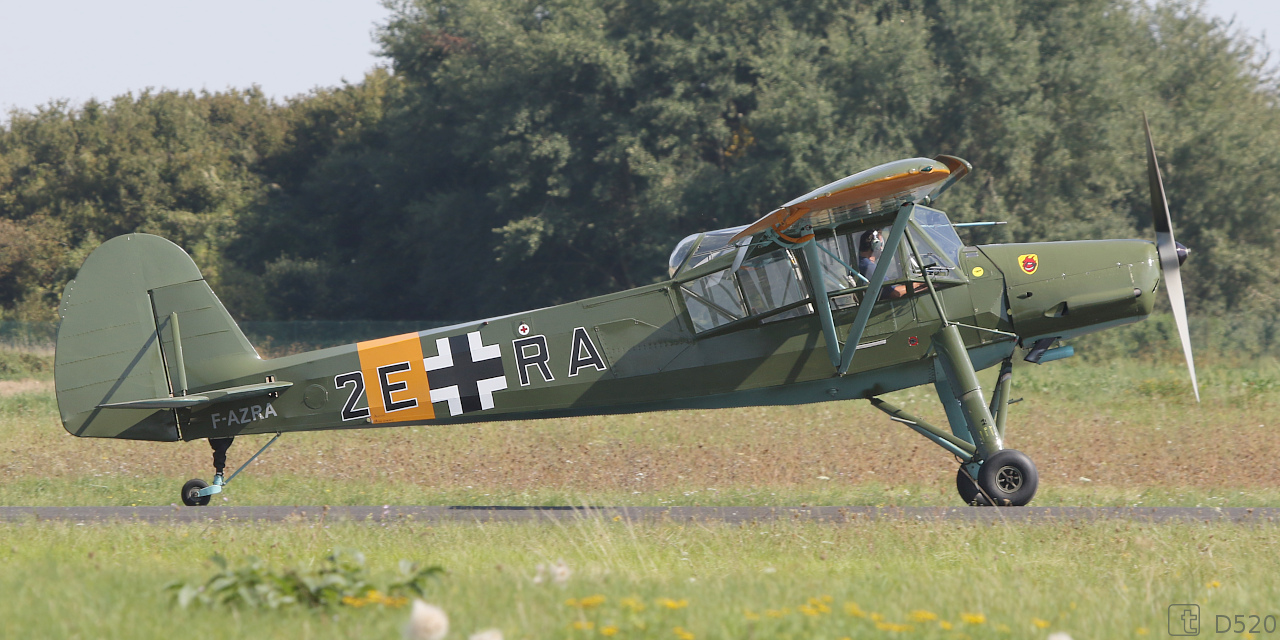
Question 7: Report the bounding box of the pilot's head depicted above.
[859,229,883,257]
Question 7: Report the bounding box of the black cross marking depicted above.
[430,334,505,414]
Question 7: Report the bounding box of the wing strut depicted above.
[836,203,914,376]
[800,239,843,368]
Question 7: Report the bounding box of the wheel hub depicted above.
[995,465,1023,493]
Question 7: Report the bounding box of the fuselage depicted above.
[172,212,1162,442]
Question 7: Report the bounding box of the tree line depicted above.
[1,0,1277,348]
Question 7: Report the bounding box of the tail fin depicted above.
[55,234,260,441]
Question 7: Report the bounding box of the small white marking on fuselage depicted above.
[211,403,277,429]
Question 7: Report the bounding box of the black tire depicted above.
[976,449,1038,506]
[955,467,991,506]
[182,478,211,506]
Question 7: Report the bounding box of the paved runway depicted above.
[1,505,1278,524]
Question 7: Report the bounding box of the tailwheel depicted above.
[182,478,211,506]
[977,449,1038,506]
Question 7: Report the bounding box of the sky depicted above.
[0,1,393,120]
[0,0,1276,122]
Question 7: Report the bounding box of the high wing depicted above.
[730,155,971,244]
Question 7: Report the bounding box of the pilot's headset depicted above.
[858,229,884,255]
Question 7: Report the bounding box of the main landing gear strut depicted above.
[181,433,281,506]
[871,325,1039,506]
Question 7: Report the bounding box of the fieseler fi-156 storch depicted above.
[53,118,1198,507]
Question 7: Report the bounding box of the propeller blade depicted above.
[1143,113,1199,402]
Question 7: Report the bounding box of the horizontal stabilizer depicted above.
[96,381,292,411]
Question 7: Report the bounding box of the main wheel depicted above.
[955,467,990,506]
[182,478,211,506]
[976,449,1038,506]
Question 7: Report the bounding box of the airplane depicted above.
[52,116,1197,507]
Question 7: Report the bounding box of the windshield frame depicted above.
[904,206,967,284]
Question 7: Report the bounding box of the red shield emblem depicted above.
[1018,253,1038,275]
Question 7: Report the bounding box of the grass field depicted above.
[3,517,1274,639]
[2,356,1277,508]
[2,352,1278,638]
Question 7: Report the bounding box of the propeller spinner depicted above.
[1143,113,1200,402]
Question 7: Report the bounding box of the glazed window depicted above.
[737,251,812,323]
[668,233,700,277]
[810,233,863,310]
[814,234,860,292]
[910,207,963,274]
[680,269,746,332]
[668,225,750,277]
[851,228,903,281]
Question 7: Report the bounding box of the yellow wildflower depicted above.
[909,610,938,622]
[658,598,689,610]
[1032,618,1050,629]
[843,602,867,618]
[1208,580,1222,589]
[673,626,695,640]
[744,609,760,621]
[799,604,820,617]
[601,625,619,636]
[806,597,830,613]
[939,621,954,630]
[1136,627,1149,636]
[961,612,986,625]
[571,621,595,631]
[874,621,913,632]
[870,613,884,622]
[766,608,789,618]
[566,595,606,609]
[620,597,646,613]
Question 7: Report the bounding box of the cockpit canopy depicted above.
[668,225,749,278]
[667,206,967,333]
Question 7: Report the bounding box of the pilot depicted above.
[858,229,924,299]
[857,229,883,279]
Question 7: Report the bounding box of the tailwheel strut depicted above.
[180,433,281,507]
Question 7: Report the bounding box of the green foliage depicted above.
[1,0,1278,341]
[0,349,53,380]
[165,549,442,610]
[0,88,292,319]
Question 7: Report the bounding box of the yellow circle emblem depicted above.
[971,266,985,278]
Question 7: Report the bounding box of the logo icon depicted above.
[517,322,531,336]
[971,266,984,278]
[1017,253,1039,275]
[1169,604,1200,636]
[423,332,508,417]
